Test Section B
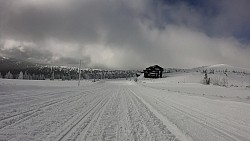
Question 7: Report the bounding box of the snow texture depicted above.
[0,67,250,141]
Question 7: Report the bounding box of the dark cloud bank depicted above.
[0,0,250,69]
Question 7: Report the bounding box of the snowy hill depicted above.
[205,64,250,73]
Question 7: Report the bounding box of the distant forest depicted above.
[0,66,137,80]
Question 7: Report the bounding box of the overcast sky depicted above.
[0,0,250,69]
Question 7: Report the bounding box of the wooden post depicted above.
[78,60,81,87]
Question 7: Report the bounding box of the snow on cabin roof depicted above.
[146,65,163,69]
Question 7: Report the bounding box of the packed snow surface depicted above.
[0,73,250,141]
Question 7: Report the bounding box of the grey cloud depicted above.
[0,0,250,69]
[212,0,250,36]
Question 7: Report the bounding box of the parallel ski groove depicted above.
[56,90,112,141]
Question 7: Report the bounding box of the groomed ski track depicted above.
[0,80,250,141]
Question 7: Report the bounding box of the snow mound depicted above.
[206,64,250,73]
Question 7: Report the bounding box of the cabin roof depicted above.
[145,65,163,70]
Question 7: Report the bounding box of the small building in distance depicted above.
[143,65,163,78]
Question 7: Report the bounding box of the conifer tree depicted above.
[18,71,24,79]
[28,74,32,80]
[5,71,13,79]
[24,71,28,79]
[62,74,65,81]
[32,74,36,80]
[50,71,54,80]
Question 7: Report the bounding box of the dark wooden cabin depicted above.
[143,65,163,78]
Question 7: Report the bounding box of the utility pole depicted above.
[78,60,81,87]
[129,71,131,81]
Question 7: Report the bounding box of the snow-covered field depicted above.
[0,68,250,141]
[140,72,250,103]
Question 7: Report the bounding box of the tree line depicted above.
[0,66,137,80]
